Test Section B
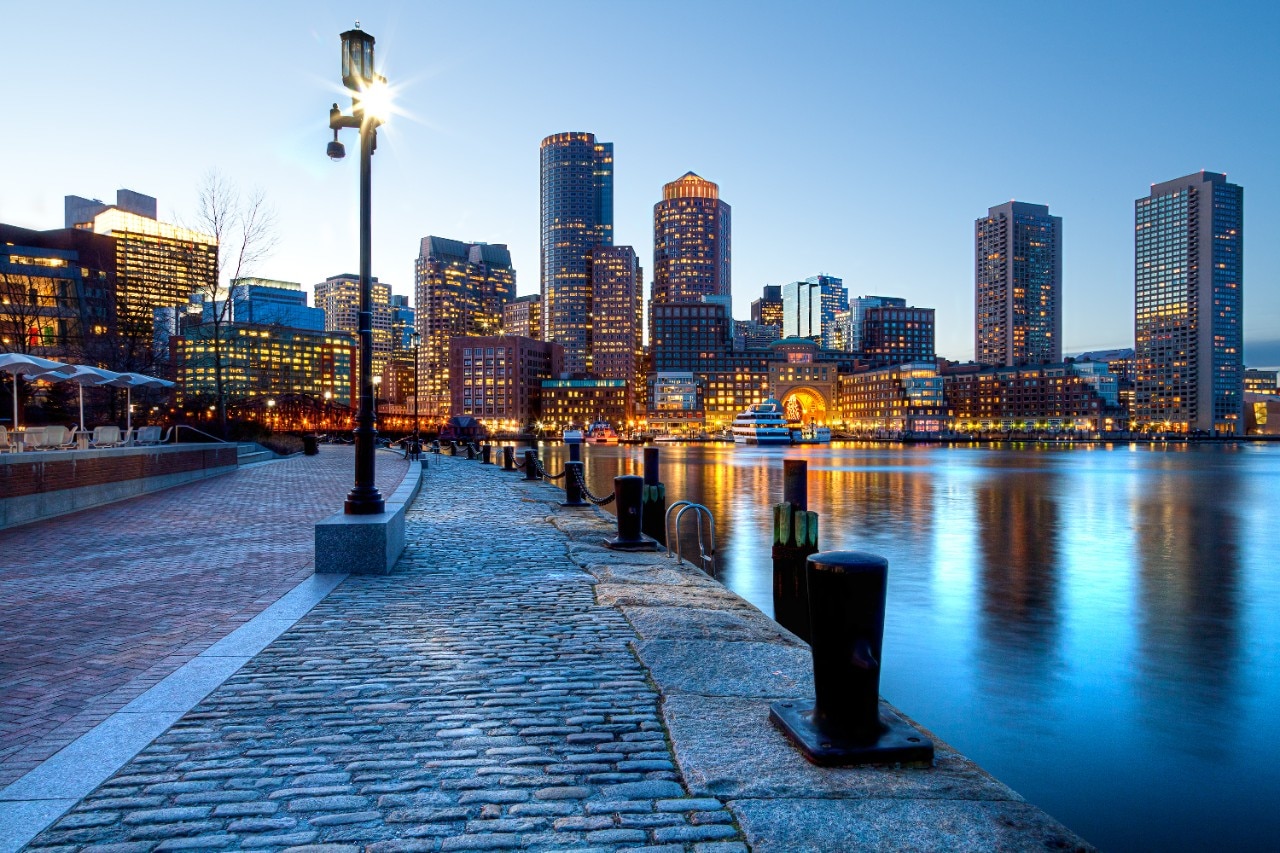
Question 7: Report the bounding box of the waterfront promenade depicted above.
[3,449,1088,851]
[0,448,410,787]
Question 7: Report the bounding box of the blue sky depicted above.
[4,1,1277,365]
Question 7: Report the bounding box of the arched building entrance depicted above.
[779,387,829,425]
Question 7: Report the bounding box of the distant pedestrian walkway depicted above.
[0,447,408,787]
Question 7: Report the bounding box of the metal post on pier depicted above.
[642,446,666,545]
[772,459,818,642]
[523,449,539,481]
[568,440,582,463]
[770,550,935,767]
[481,444,491,465]
[561,460,588,507]
[604,475,658,550]
[503,445,515,471]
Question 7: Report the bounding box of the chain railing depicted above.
[572,464,615,506]
[535,457,567,481]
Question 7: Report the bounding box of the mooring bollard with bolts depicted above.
[604,475,658,550]
[773,459,819,643]
[642,446,667,545]
[770,550,935,767]
[561,460,588,507]
[523,449,539,481]
[503,445,515,471]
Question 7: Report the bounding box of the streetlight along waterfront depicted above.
[327,23,389,515]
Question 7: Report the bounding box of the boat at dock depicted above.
[790,423,832,444]
[585,420,619,445]
[731,399,793,445]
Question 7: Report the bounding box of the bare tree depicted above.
[188,169,278,436]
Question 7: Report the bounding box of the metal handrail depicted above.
[172,424,232,444]
[665,500,717,578]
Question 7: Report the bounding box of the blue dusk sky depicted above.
[3,1,1277,366]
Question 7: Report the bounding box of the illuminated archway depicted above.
[779,387,828,424]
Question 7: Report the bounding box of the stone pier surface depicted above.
[14,452,1090,852]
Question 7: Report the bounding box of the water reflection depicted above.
[1132,451,1240,752]
[524,440,1275,852]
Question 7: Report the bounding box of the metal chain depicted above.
[536,458,567,481]
[572,464,615,506]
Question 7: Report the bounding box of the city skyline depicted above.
[3,3,1277,366]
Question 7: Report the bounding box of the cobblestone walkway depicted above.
[0,448,409,787]
[25,456,746,852]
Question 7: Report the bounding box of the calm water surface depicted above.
[530,440,1280,852]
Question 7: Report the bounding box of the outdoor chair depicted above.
[135,426,162,446]
[38,425,73,449]
[22,427,46,450]
[90,425,123,447]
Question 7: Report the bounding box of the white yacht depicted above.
[562,426,584,444]
[791,423,833,444]
[731,399,793,445]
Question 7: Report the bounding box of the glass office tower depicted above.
[540,132,613,375]
[1135,171,1243,434]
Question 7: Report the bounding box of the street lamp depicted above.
[328,22,387,514]
[410,329,421,456]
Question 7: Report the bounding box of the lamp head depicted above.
[326,139,346,161]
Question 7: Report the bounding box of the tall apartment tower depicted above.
[1135,171,1243,435]
[588,246,643,416]
[974,201,1062,366]
[848,295,907,354]
[314,273,394,381]
[540,132,613,374]
[415,236,516,418]
[652,172,731,308]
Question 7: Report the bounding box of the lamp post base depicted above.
[344,487,385,515]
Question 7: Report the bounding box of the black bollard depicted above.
[481,444,492,465]
[561,460,588,507]
[503,445,515,471]
[604,475,658,550]
[772,459,818,642]
[465,444,475,460]
[568,440,582,463]
[523,449,539,481]
[641,446,667,545]
[770,551,934,767]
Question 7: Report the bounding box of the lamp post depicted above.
[410,330,421,455]
[327,23,389,514]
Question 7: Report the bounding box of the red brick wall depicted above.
[0,447,237,499]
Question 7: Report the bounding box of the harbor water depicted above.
[530,440,1280,852]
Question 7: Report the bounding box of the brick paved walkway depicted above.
[25,455,747,852]
[0,448,409,787]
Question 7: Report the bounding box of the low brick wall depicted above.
[0,445,239,529]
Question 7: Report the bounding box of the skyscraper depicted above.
[652,172,731,308]
[751,285,783,328]
[1134,171,1243,434]
[415,237,515,418]
[588,245,643,415]
[540,132,613,374]
[975,201,1062,366]
[848,295,906,355]
[862,305,936,368]
[782,275,847,348]
[503,294,542,340]
[314,273,394,380]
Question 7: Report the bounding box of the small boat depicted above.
[731,399,793,445]
[791,423,832,444]
[562,426,584,444]
[586,420,619,445]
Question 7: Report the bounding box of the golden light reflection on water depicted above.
[528,440,1280,852]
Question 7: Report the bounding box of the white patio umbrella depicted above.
[102,372,175,437]
[0,353,77,429]
[40,364,121,432]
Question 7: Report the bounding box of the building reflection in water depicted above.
[1132,451,1240,753]
[971,456,1063,703]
